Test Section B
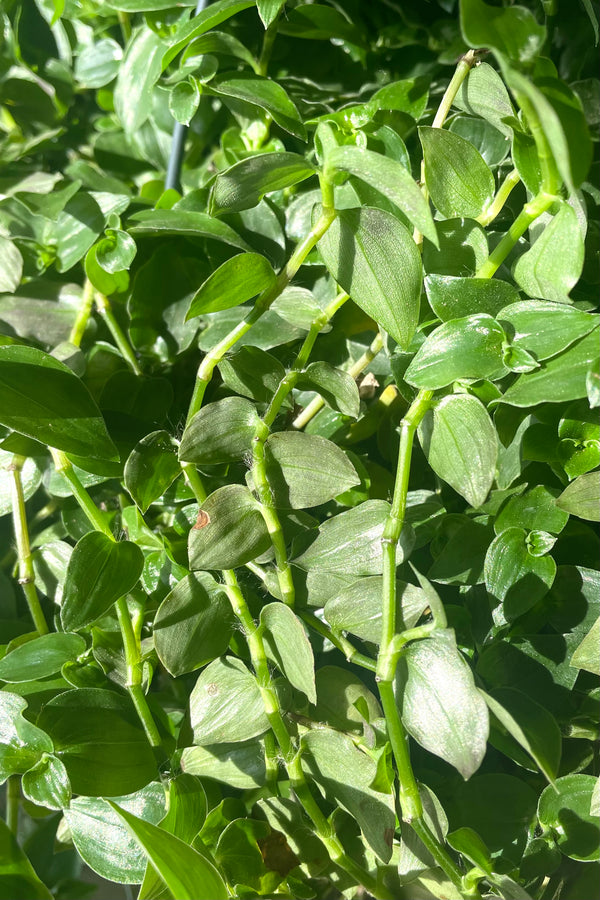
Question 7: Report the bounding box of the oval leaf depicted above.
[0,633,86,683]
[260,603,316,703]
[190,656,269,745]
[0,345,117,460]
[418,394,497,508]
[61,532,144,631]
[319,206,422,349]
[513,203,585,303]
[188,484,271,570]
[395,629,489,779]
[179,397,261,465]
[484,526,556,620]
[210,152,315,215]
[263,431,359,509]
[556,471,600,521]
[186,253,276,318]
[419,126,495,219]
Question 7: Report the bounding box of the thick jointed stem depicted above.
[375,390,473,894]
[186,205,337,424]
[10,455,48,635]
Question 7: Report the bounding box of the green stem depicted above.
[299,610,377,673]
[5,775,19,834]
[512,89,560,196]
[69,278,95,347]
[475,190,557,279]
[252,291,350,608]
[186,204,337,424]
[257,13,281,77]
[293,331,384,430]
[10,456,49,635]
[94,291,142,376]
[477,168,521,227]
[50,451,166,762]
[117,10,132,43]
[375,390,475,896]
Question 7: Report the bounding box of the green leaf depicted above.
[446,827,492,875]
[0,817,53,900]
[428,518,492,586]
[368,77,430,121]
[74,38,123,89]
[324,576,429,644]
[0,237,23,293]
[318,206,422,349]
[278,4,365,45]
[181,739,267,790]
[52,192,107,272]
[395,629,489,779]
[37,688,158,796]
[398,784,449,878]
[219,346,287,404]
[169,78,201,126]
[501,329,599,407]
[454,62,515,137]
[0,633,86,683]
[419,126,495,219]
[21,752,71,810]
[405,315,505,389]
[0,693,53,783]
[124,431,181,513]
[96,228,136,273]
[556,471,600,522]
[65,784,167,884]
[499,300,598,361]
[327,145,437,244]
[128,209,251,250]
[425,275,519,322]
[536,78,592,188]
[107,802,228,899]
[312,666,382,732]
[485,527,556,618]
[209,73,306,140]
[423,217,488,277]
[181,31,257,70]
[0,345,118,460]
[190,656,269,745]
[301,729,395,862]
[418,394,497,508]
[163,0,258,69]
[295,361,360,418]
[186,252,276,318]
[513,204,585,303]
[495,485,569,535]
[482,687,561,784]
[114,28,164,134]
[459,0,546,64]
[209,152,315,215]
[154,573,235,677]
[538,775,600,861]
[188,484,271,570]
[295,499,414,575]
[262,431,359,509]
[260,603,316,702]
[61,532,144,631]
[179,397,261,465]
[570,617,600,675]
[257,0,285,27]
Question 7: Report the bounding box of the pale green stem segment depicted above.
[415,48,483,244]
[185,200,337,424]
[94,291,142,376]
[477,168,521,227]
[182,469,391,898]
[475,190,557,279]
[49,450,165,762]
[6,774,19,834]
[69,278,95,347]
[375,390,472,895]
[256,10,281,77]
[252,291,350,608]
[10,455,48,635]
[293,331,384,430]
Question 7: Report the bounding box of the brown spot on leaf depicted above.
[193,509,210,529]
[206,682,219,696]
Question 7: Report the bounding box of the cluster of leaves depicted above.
[0,0,598,898]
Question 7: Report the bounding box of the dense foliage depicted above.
[0,0,599,898]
